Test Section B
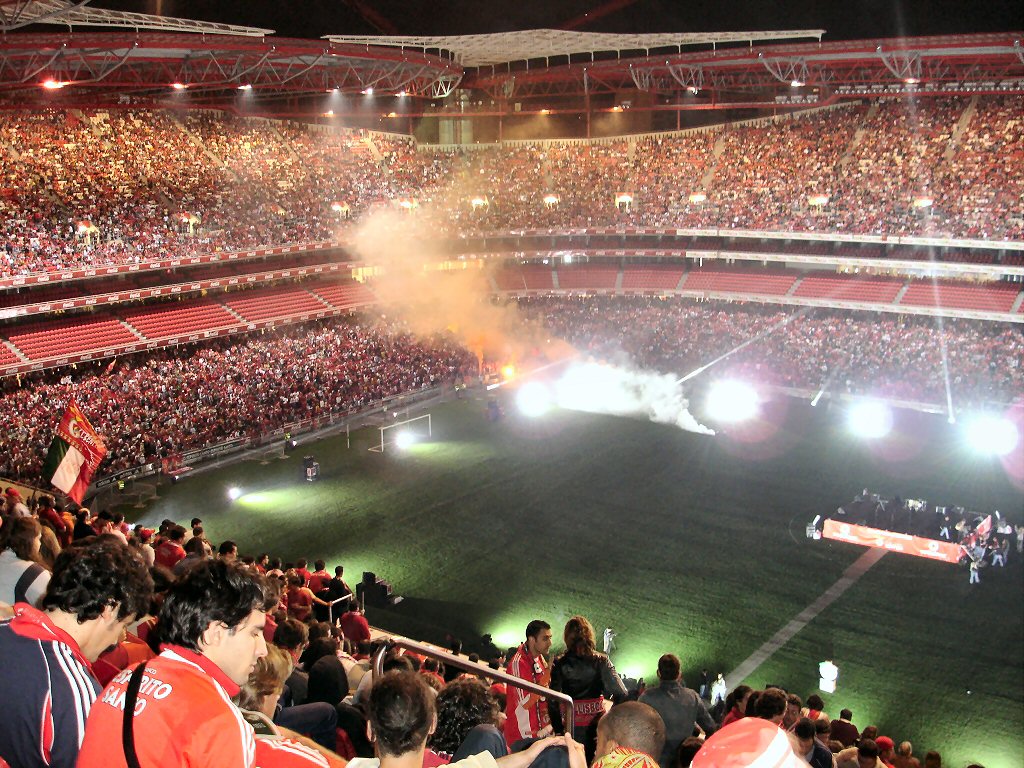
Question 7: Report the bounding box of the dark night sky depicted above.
[101,1,1021,42]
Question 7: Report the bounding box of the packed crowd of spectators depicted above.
[0,506,990,767]
[0,318,475,483]
[2,294,1019,489]
[517,296,1024,407]
[0,96,1021,277]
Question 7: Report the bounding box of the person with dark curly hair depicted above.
[348,670,573,768]
[78,558,277,768]
[0,536,153,768]
[430,678,504,760]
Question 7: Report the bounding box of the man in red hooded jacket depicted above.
[0,538,153,768]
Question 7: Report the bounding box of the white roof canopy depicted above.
[323,29,826,68]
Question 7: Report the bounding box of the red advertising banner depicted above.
[822,519,963,563]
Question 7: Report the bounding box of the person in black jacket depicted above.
[549,615,628,762]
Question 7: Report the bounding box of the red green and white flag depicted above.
[42,400,107,504]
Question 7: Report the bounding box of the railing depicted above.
[373,636,575,739]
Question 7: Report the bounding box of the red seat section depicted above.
[900,281,1020,312]
[121,299,238,339]
[557,265,619,290]
[493,268,528,291]
[5,316,138,360]
[309,282,377,309]
[0,344,21,367]
[621,266,686,291]
[520,266,555,290]
[223,285,329,322]
[794,276,904,304]
[683,270,796,296]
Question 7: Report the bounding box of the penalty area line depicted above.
[724,547,886,686]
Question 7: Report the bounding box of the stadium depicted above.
[0,1,1021,767]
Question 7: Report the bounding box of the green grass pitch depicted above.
[129,392,1023,767]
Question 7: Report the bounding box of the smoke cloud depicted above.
[554,361,715,435]
[345,206,563,367]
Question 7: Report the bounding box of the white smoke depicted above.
[553,361,715,435]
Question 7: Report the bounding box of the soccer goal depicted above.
[369,413,432,453]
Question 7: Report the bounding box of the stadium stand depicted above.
[1,97,1023,282]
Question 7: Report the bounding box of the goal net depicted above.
[369,413,432,453]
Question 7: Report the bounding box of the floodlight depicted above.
[847,400,893,439]
[237,83,252,91]
[964,414,1019,456]
[228,487,242,500]
[516,382,552,418]
[42,79,66,90]
[171,82,188,90]
[362,87,374,95]
[705,380,759,423]
[791,79,805,87]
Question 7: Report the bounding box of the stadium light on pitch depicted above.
[395,431,417,450]
[963,414,1019,456]
[847,400,893,439]
[227,486,242,500]
[705,380,759,423]
[516,381,552,418]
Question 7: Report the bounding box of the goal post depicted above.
[369,413,432,453]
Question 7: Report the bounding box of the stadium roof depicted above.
[321,29,827,68]
[0,0,274,35]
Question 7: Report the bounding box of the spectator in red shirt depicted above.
[340,606,371,645]
[154,524,187,570]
